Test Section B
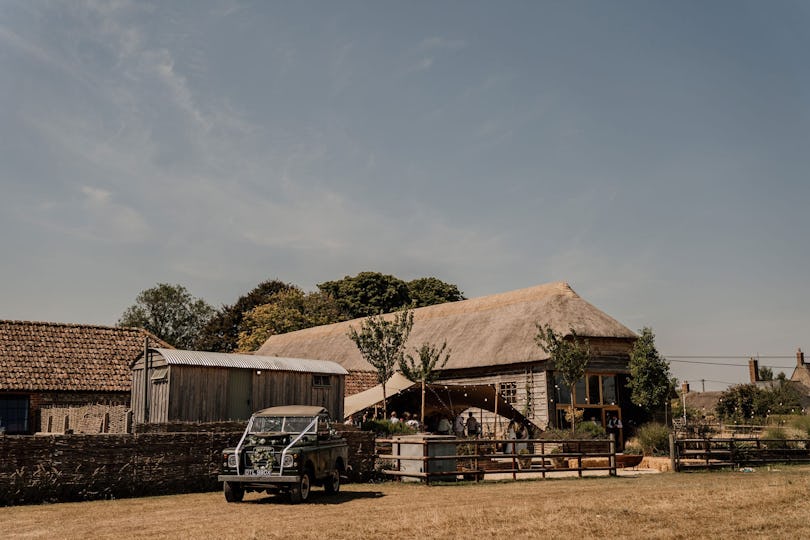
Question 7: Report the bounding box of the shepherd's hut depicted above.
[131,348,347,424]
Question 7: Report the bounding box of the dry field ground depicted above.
[3,467,810,540]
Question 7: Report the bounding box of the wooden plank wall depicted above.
[168,366,229,422]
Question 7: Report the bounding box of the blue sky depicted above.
[1,1,808,389]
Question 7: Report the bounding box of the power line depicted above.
[665,355,795,359]
[666,358,795,369]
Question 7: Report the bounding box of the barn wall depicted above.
[168,366,229,422]
[252,372,344,419]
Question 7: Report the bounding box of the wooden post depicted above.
[421,378,426,428]
[494,385,499,438]
[142,337,149,424]
[609,433,617,477]
[669,432,677,472]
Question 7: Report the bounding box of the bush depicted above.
[575,421,607,439]
[762,427,789,449]
[636,423,670,456]
[623,439,643,455]
[361,419,416,436]
[787,415,810,435]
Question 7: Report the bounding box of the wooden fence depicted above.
[671,436,810,472]
[378,437,619,484]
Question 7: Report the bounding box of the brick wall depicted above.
[40,404,130,434]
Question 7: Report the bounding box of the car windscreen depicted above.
[251,416,316,434]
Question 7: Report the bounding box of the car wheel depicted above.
[324,469,340,494]
[289,473,311,504]
[224,482,244,503]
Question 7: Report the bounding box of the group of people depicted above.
[388,411,421,429]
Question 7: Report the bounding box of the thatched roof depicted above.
[257,281,636,372]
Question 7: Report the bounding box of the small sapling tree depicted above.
[536,324,590,434]
[400,341,451,426]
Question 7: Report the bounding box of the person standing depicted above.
[466,412,479,438]
[454,413,466,438]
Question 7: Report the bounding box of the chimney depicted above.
[749,358,760,383]
[681,381,690,394]
[798,348,805,367]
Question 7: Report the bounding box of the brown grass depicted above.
[3,468,810,539]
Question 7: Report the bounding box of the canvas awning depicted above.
[344,373,532,428]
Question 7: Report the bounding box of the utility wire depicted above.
[666,358,795,369]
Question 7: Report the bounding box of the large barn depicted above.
[131,348,348,424]
[256,281,638,433]
[0,320,168,434]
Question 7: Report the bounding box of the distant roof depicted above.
[254,405,328,417]
[257,281,637,371]
[0,320,170,392]
[146,348,348,375]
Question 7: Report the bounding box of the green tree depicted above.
[535,324,590,434]
[758,366,774,381]
[400,341,451,425]
[716,382,802,423]
[194,279,294,352]
[318,272,411,319]
[348,310,414,418]
[627,327,673,417]
[118,283,214,349]
[237,289,343,351]
[406,277,465,307]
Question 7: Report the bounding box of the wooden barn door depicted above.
[227,369,253,420]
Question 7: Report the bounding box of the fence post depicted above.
[609,433,616,477]
[669,432,677,472]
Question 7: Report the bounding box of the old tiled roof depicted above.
[0,321,170,392]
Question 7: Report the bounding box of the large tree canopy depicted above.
[406,277,465,307]
[194,279,295,352]
[118,283,214,349]
[237,289,343,352]
[318,272,464,319]
[318,272,411,319]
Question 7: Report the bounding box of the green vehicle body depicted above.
[218,405,348,503]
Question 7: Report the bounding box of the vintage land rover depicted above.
[218,405,348,503]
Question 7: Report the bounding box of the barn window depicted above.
[499,382,517,404]
[313,375,331,387]
[151,367,168,383]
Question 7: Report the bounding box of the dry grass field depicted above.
[3,467,810,539]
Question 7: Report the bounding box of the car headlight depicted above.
[226,453,237,468]
[282,453,295,468]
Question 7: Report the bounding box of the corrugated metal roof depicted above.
[151,348,348,375]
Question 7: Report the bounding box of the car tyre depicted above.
[224,482,244,503]
[324,469,340,494]
[289,473,311,504]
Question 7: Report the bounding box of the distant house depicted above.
[257,281,638,432]
[0,320,168,434]
[130,348,348,424]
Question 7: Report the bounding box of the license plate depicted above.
[244,469,275,476]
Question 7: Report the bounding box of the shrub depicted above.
[575,421,607,440]
[787,415,810,435]
[361,419,416,436]
[623,439,643,455]
[636,423,670,456]
[762,427,789,449]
